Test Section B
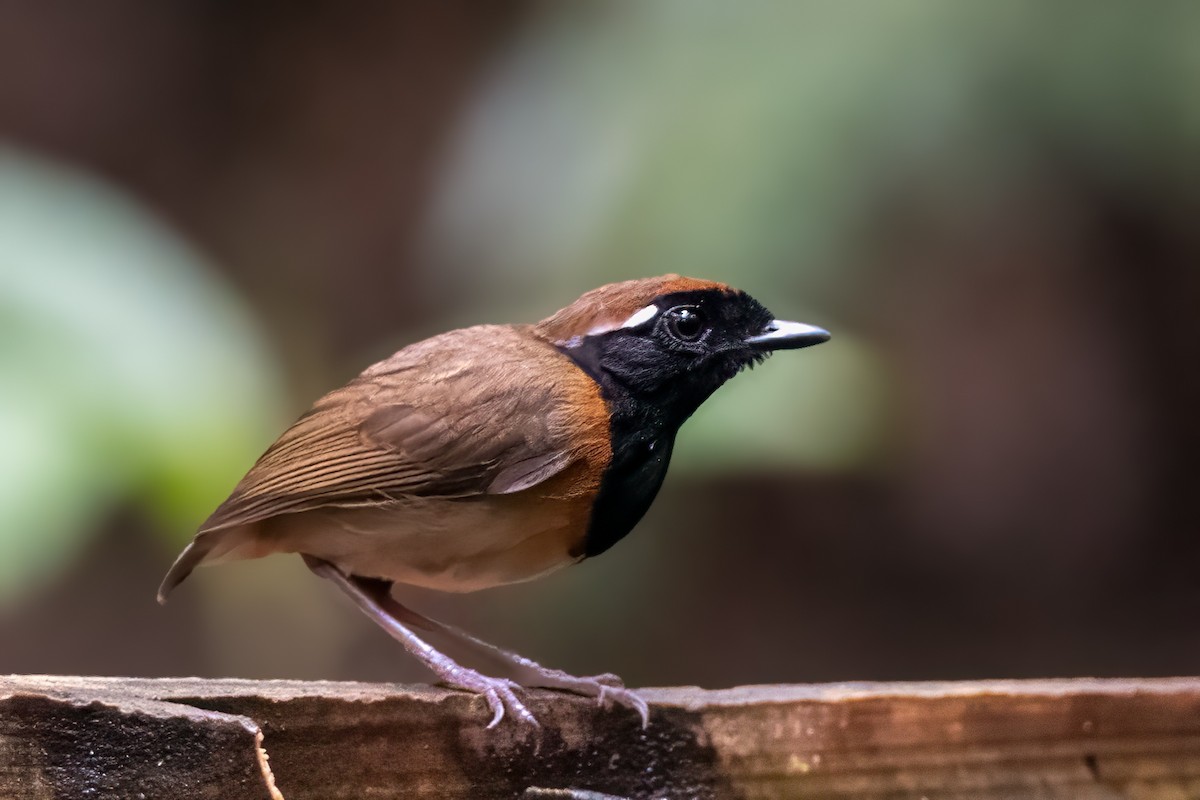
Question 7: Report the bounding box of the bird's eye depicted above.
[664,306,706,342]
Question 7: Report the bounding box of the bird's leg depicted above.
[384,603,650,728]
[302,555,536,728]
[302,556,649,728]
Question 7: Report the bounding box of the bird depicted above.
[158,274,829,728]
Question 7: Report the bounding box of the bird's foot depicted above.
[517,667,649,728]
[441,666,538,728]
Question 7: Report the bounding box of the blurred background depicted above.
[2,2,1198,689]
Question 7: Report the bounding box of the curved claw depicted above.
[450,672,538,728]
[483,688,505,729]
[595,684,650,729]
[485,681,538,729]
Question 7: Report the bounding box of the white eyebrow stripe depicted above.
[579,303,661,338]
[619,304,660,330]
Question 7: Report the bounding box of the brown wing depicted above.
[198,324,609,535]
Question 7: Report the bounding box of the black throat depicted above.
[560,336,684,558]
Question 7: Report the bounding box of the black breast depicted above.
[581,418,675,558]
[557,333,689,559]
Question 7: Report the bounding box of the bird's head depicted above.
[536,275,829,422]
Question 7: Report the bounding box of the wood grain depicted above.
[4,676,1200,799]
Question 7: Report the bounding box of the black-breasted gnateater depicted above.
[159,275,829,727]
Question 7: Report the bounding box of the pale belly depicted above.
[260,493,589,593]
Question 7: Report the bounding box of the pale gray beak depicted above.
[745,320,831,351]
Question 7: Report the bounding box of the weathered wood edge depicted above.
[24,672,1200,699]
[5,675,1200,800]
[1,676,283,800]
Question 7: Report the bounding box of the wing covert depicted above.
[198,325,609,533]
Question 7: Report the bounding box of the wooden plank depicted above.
[4,676,1200,799]
[0,676,281,800]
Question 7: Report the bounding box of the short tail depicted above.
[157,539,212,604]
[157,525,268,604]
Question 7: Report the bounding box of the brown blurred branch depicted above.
[5,676,1200,799]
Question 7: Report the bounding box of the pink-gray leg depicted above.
[303,555,649,728]
[379,599,650,727]
[303,556,535,728]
